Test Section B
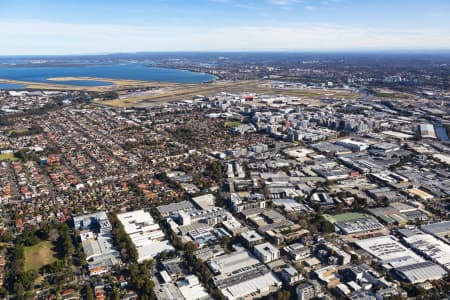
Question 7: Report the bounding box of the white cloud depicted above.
[268,0,301,5]
[0,20,449,55]
[304,5,318,11]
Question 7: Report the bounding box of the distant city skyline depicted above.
[1,0,450,55]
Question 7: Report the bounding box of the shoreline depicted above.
[148,64,222,82]
[0,77,183,92]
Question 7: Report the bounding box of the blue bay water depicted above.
[0,64,215,87]
[0,83,25,89]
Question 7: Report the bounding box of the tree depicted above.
[45,260,65,273]
[85,283,95,300]
[275,290,291,300]
[204,160,223,183]
[0,287,7,299]
[17,270,39,289]
[111,287,121,300]
[13,282,25,300]
[127,263,157,299]
[21,232,41,246]
[0,231,13,242]
[320,220,335,233]
[184,242,197,255]
[109,213,138,262]
[10,245,25,275]
[142,259,155,272]
[220,236,232,253]
[142,279,154,296]
[210,288,227,300]
[314,215,335,233]
[56,223,75,260]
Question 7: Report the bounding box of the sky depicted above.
[0,0,450,55]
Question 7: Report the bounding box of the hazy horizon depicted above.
[1,0,450,55]
[2,49,450,58]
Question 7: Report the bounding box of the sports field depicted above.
[24,241,57,271]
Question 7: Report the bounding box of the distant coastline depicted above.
[148,64,221,82]
[0,63,106,68]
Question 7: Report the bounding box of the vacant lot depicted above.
[24,241,57,271]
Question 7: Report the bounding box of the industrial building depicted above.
[403,233,450,271]
[155,274,212,300]
[336,139,369,152]
[253,242,280,263]
[230,193,266,213]
[240,230,265,248]
[315,242,351,266]
[117,210,174,263]
[355,235,424,269]
[421,221,450,243]
[283,243,311,261]
[356,235,448,284]
[394,261,447,284]
[207,249,281,300]
[369,202,429,225]
[179,207,231,226]
[325,213,384,235]
[74,212,122,276]
[192,194,216,211]
[157,200,196,217]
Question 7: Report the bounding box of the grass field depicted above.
[7,128,28,135]
[374,92,410,99]
[0,153,18,162]
[24,241,57,271]
[224,121,241,128]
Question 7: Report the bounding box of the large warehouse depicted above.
[117,210,174,263]
[355,235,424,269]
[207,249,281,300]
